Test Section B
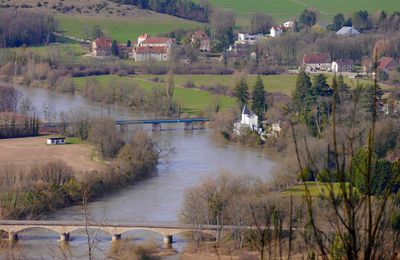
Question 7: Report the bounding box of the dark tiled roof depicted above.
[333,59,354,66]
[378,57,399,71]
[303,53,331,64]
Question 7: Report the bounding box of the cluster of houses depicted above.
[302,52,400,76]
[90,29,210,61]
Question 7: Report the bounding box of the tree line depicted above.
[0,9,57,48]
[0,85,39,138]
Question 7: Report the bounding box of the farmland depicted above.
[57,13,203,42]
[0,136,104,175]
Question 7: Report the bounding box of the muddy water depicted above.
[11,86,276,259]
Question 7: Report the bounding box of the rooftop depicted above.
[336,26,360,36]
[303,53,331,64]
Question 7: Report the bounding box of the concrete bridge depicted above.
[0,220,222,244]
[44,118,209,131]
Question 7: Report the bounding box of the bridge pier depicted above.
[8,232,18,241]
[112,234,122,242]
[59,232,70,242]
[184,122,193,130]
[152,123,161,131]
[163,235,173,244]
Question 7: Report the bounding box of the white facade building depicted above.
[270,26,283,37]
[236,33,264,45]
[233,105,259,135]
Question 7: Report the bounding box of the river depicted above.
[11,86,276,259]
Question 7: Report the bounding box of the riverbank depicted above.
[0,128,162,220]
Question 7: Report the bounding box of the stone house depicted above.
[132,34,175,61]
[191,30,210,52]
[332,59,354,73]
[233,105,259,135]
[90,37,113,57]
[303,53,331,72]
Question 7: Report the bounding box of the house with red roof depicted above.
[90,37,113,57]
[270,26,284,37]
[191,30,210,52]
[377,57,399,74]
[132,33,175,61]
[303,53,331,72]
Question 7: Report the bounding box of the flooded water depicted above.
[10,86,276,259]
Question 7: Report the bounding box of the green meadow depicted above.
[56,14,203,42]
[203,0,400,24]
[73,75,237,114]
[282,182,350,197]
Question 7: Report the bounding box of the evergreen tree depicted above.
[234,78,250,108]
[337,74,351,102]
[313,74,332,97]
[251,76,267,119]
[333,13,345,31]
[111,40,119,56]
[292,70,313,116]
[127,40,132,47]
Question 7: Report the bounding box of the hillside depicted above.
[202,0,400,24]
[1,0,203,42]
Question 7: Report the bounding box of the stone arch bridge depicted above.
[0,220,226,244]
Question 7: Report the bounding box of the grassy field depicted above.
[282,182,348,197]
[73,75,237,114]
[57,14,203,42]
[0,136,104,174]
[202,0,400,24]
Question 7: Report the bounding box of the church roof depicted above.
[242,104,251,115]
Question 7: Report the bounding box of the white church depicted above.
[233,105,259,135]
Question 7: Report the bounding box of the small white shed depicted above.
[47,137,66,145]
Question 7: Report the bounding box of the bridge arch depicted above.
[11,226,64,235]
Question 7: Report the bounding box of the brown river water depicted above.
[7,86,276,259]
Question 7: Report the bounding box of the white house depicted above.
[47,137,66,145]
[236,33,264,45]
[270,26,283,37]
[233,105,259,135]
[283,21,294,28]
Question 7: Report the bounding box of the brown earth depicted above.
[0,136,105,174]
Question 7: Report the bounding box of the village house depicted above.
[131,34,175,61]
[336,26,360,36]
[332,59,354,73]
[233,105,259,135]
[236,33,264,45]
[90,37,113,57]
[270,26,283,37]
[283,21,294,28]
[377,56,399,74]
[191,30,210,52]
[303,53,331,72]
[132,46,170,61]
